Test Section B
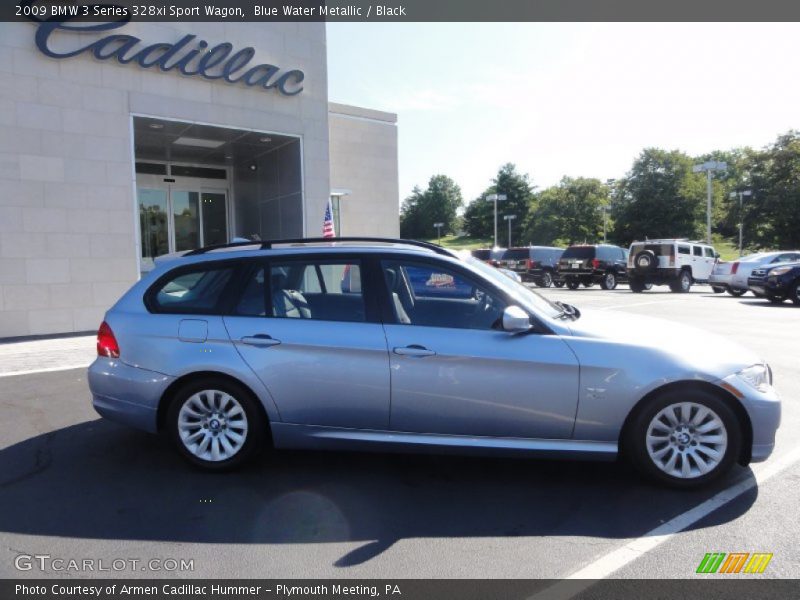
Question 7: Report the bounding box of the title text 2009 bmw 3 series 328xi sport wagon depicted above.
[88,237,781,488]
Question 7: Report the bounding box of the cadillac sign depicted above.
[31,10,305,96]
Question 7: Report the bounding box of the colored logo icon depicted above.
[696,552,773,574]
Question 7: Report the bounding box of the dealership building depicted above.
[0,19,399,338]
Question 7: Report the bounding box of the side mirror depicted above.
[502,305,532,333]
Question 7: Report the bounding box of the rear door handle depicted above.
[393,344,436,357]
[240,334,281,348]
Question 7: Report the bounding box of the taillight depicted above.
[97,321,120,358]
[731,262,739,275]
[526,259,533,269]
[591,258,601,269]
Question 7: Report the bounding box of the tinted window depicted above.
[678,245,690,255]
[562,246,595,259]
[692,246,703,256]
[151,266,235,314]
[383,261,506,330]
[235,267,266,316]
[269,261,365,322]
[471,249,490,261]
[501,248,529,260]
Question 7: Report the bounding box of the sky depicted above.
[325,23,800,205]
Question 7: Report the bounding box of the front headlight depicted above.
[737,364,771,392]
[769,266,793,277]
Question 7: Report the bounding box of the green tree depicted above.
[611,148,707,245]
[525,177,607,245]
[400,175,463,239]
[463,163,534,245]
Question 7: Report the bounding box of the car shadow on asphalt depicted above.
[0,420,757,567]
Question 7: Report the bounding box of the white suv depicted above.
[628,239,718,293]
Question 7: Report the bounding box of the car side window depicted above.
[382,261,506,330]
[150,265,235,314]
[704,247,715,258]
[693,246,703,256]
[678,245,690,255]
[269,261,366,323]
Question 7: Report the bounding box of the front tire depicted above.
[626,389,741,488]
[167,377,266,471]
[670,270,692,293]
[712,286,725,294]
[791,281,800,306]
[600,271,618,290]
[566,279,580,290]
[727,288,746,297]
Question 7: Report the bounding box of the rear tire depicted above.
[553,280,565,288]
[537,270,554,288]
[767,294,785,304]
[625,389,741,488]
[566,279,580,290]
[167,377,266,471]
[791,281,800,306]
[712,286,725,294]
[600,271,618,290]
[629,278,646,293]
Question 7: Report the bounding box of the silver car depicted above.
[711,251,800,296]
[89,238,780,488]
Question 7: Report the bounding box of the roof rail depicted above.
[183,237,457,257]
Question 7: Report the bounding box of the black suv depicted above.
[497,246,565,287]
[748,261,800,305]
[557,244,628,290]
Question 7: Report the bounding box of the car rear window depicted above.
[562,246,594,259]
[633,243,673,256]
[501,248,529,260]
[150,265,235,314]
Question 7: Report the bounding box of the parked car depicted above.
[557,244,628,290]
[89,236,780,488]
[627,239,717,293]
[470,247,504,267]
[498,246,565,287]
[711,251,800,296]
[747,261,800,305]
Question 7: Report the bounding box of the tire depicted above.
[167,377,266,471]
[625,389,741,488]
[629,278,646,293]
[767,294,785,304]
[553,280,565,288]
[537,270,554,288]
[566,279,580,290]
[644,283,654,290]
[727,288,746,297]
[600,271,617,290]
[633,250,657,271]
[791,281,800,306]
[711,286,725,294]
[582,281,593,288]
[670,270,692,293]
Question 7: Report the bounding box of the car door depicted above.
[379,257,580,439]
[222,256,391,430]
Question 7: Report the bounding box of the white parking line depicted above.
[530,444,800,598]
[0,364,91,378]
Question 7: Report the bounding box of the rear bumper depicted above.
[88,358,174,433]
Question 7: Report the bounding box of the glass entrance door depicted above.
[137,183,228,271]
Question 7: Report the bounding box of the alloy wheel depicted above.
[645,402,727,479]
[177,389,249,462]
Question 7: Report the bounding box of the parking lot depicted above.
[0,283,798,579]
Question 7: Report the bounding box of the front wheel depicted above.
[566,279,580,290]
[167,377,266,471]
[711,286,725,294]
[600,271,617,290]
[790,281,800,306]
[626,390,741,488]
[670,271,692,293]
[727,288,746,297]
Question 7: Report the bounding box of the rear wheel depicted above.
[537,270,554,288]
[582,281,593,288]
[767,294,785,304]
[167,377,266,471]
[711,286,725,294]
[791,281,800,306]
[669,270,692,293]
[629,278,646,293]
[600,271,618,290]
[727,288,746,297]
[553,280,565,288]
[626,389,741,488]
[566,279,580,290]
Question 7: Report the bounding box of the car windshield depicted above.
[457,252,564,319]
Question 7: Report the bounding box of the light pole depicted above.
[692,161,727,244]
[602,178,615,243]
[486,193,507,247]
[729,190,752,256]
[597,206,609,243]
[433,222,444,244]
[504,214,517,248]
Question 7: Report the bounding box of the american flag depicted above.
[322,198,336,238]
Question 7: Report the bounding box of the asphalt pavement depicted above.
[0,283,797,579]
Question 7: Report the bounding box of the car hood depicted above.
[564,308,762,378]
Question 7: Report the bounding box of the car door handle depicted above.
[240,334,281,348]
[393,344,436,357]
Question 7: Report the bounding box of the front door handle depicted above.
[240,334,281,348]
[393,344,436,357]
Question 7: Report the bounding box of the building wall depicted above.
[0,21,330,337]
[328,103,400,238]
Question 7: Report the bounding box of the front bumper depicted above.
[720,373,781,463]
[88,358,174,433]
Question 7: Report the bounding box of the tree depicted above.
[611,148,707,245]
[525,177,607,245]
[400,175,463,239]
[463,163,534,244]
